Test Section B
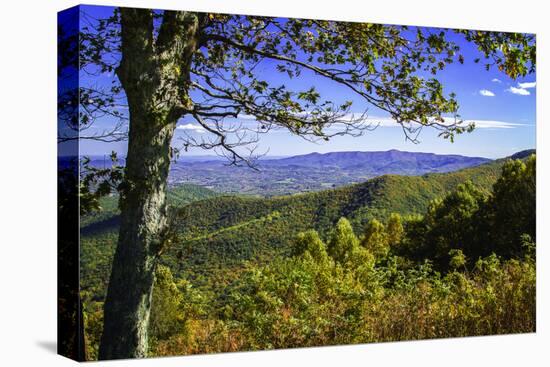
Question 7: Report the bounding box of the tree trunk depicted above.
[98,9,200,360]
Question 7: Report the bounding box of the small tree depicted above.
[328,218,360,263]
[423,181,486,264]
[361,218,389,258]
[386,213,404,248]
[148,266,184,343]
[292,229,329,263]
[448,249,467,270]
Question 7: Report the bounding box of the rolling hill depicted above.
[164,156,505,286]
[80,150,533,297]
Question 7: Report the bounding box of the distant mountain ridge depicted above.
[164,149,495,196]
[80,150,513,197]
[263,149,491,173]
[508,149,536,160]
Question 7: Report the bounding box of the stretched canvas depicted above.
[58,4,536,361]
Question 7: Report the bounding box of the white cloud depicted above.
[479,89,495,97]
[469,120,524,129]
[508,86,531,96]
[506,81,535,96]
[223,112,525,132]
[518,81,536,89]
[328,115,524,130]
[491,78,502,83]
[176,123,206,133]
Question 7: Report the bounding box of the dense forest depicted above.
[80,151,535,359]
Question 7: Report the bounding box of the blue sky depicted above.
[74,5,536,159]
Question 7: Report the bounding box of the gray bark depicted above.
[98,9,200,360]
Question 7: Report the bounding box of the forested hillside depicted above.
[162,153,507,288]
[80,151,535,359]
[80,153,521,298]
[79,184,219,305]
[80,184,219,233]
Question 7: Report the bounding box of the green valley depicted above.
[79,150,536,359]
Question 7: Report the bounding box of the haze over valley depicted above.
[87,149,492,196]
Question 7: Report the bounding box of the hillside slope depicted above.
[80,183,219,235]
[81,151,531,295]
[79,184,219,298]
[163,156,510,286]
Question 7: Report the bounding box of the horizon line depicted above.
[67,147,536,161]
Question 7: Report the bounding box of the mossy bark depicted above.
[98,9,200,360]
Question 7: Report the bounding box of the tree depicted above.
[328,218,359,263]
[67,6,535,359]
[292,229,329,263]
[386,213,404,248]
[448,248,467,270]
[487,155,536,256]
[361,218,389,257]
[420,181,486,266]
[148,266,184,342]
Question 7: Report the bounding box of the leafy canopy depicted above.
[65,8,536,163]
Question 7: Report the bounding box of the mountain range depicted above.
[169,150,492,196]
[263,149,490,171]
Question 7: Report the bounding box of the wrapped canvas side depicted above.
[58,5,85,361]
